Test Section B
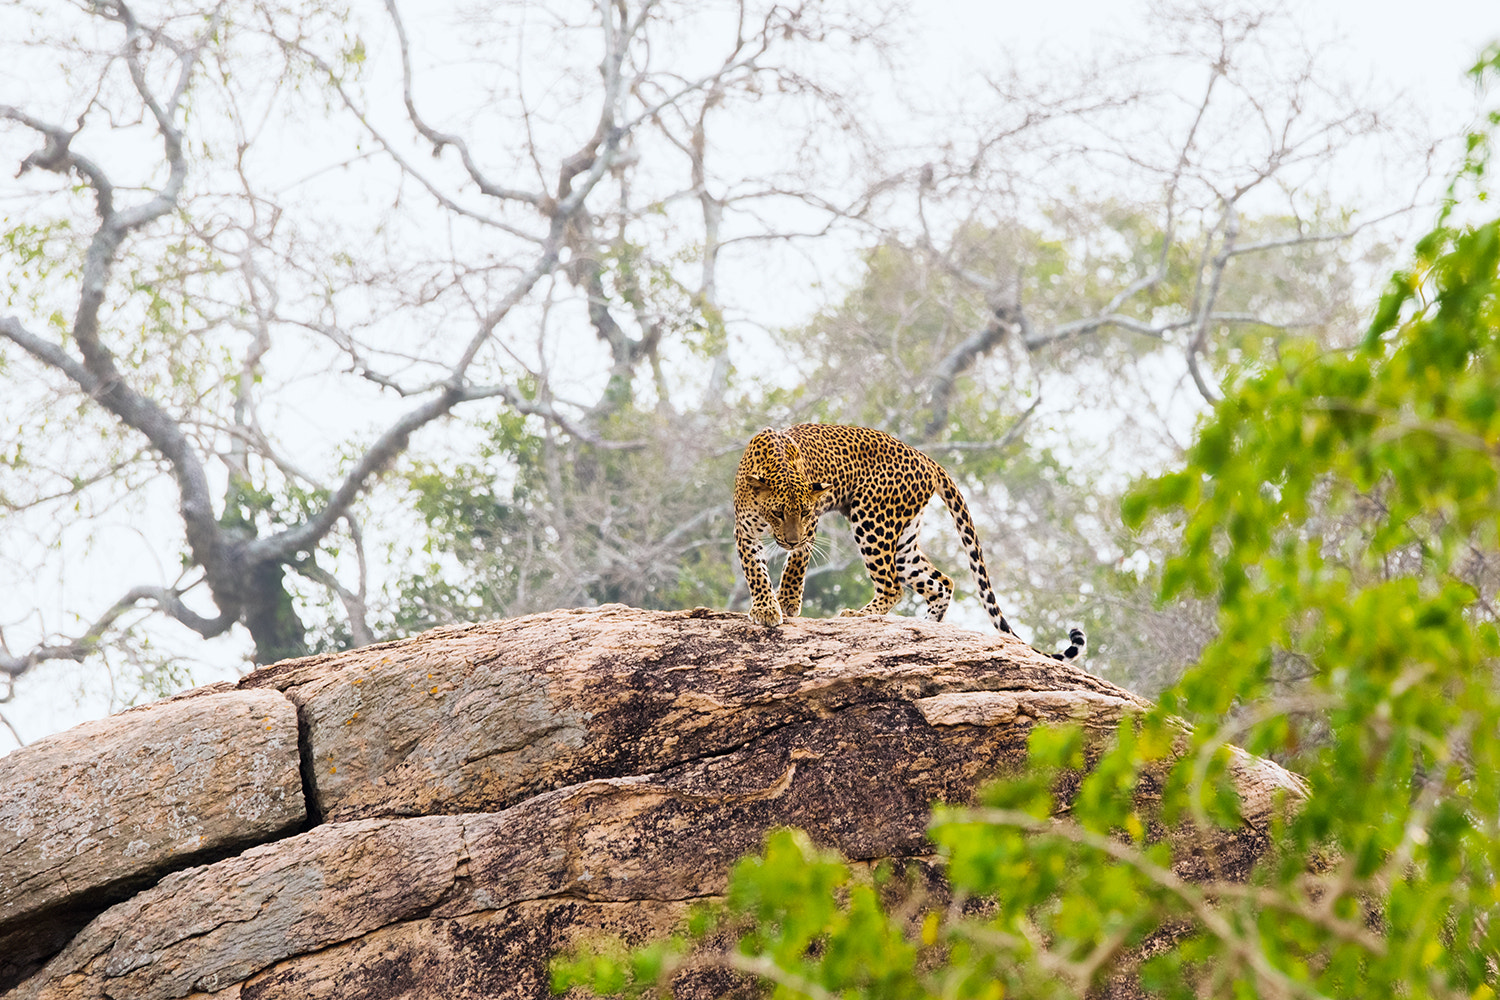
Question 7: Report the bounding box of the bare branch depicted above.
[1184,197,1238,405]
[923,397,1042,454]
[0,584,234,686]
[247,386,461,563]
[382,0,544,206]
[4,115,105,220]
[291,557,374,648]
[922,308,1008,440]
[276,38,545,242]
[481,384,647,450]
[0,309,222,574]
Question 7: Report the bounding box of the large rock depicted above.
[4,607,1306,999]
[0,689,305,992]
[243,605,1153,823]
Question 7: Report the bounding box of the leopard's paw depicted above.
[749,600,784,627]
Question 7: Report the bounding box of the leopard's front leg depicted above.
[736,514,782,626]
[776,528,816,620]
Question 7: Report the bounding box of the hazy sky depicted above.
[931,0,1498,113]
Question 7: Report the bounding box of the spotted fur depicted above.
[733,423,1085,661]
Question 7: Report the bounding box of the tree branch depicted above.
[277,37,544,241]
[290,557,375,648]
[955,808,1335,1000]
[382,0,543,206]
[922,397,1042,454]
[922,307,1009,441]
[3,10,226,591]
[0,711,22,747]
[1185,197,1238,405]
[0,584,235,686]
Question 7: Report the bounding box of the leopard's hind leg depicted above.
[839,502,904,617]
[894,513,954,621]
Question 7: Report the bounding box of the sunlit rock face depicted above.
[1,606,1302,1000]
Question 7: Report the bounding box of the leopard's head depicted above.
[743,431,831,550]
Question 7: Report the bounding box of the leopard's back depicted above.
[783,423,945,510]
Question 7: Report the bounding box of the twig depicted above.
[954,808,1337,1000]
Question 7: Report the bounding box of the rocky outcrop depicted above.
[0,689,304,991]
[1,606,1305,999]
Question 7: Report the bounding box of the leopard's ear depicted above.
[746,474,772,493]
[809,480,833,498]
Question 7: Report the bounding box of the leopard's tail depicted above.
[934,464,1086,661]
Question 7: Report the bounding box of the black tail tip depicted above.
[1050,627,1087,660]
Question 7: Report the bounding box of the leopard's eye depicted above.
[770,507,785,519]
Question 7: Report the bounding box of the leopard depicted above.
[733,422,1085,661]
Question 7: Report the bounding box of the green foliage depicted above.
[1,218,78,303]
[553,830,929,999]
[554,53,1500,1000]
[1113,70,1500,990]
[376,404,743,635]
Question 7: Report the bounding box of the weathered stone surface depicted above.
[242,604,1153,823]
[187,901,730,1000]
[0,690,305,992]
[6,607,1306,1000]
[16,701,995,1000]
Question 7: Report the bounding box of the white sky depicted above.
[930,0,1496,108]
[2,0,1498,753]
